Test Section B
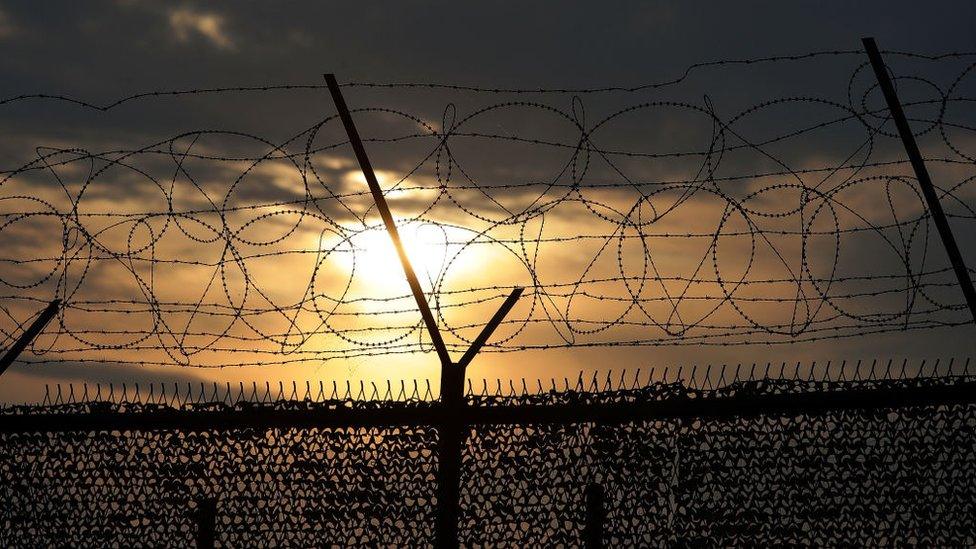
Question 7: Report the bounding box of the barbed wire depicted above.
[1,50,975,368]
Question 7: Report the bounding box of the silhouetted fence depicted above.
[2,359,975,546]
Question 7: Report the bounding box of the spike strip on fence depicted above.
[2,357,970,413]
[3,364,976,435]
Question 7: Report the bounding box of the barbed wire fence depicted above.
[0,47,974,370]
[1,40,976,546]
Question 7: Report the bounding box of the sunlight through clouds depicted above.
[168,7,234,51]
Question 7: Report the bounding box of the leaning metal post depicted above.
[324,75,523,547]
[862,37,976,324]
[0,299,60,379]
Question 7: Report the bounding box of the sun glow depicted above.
[332,222,481,292]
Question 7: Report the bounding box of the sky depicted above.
[1,1,975,403]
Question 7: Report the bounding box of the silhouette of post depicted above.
[195,498,217,549]
[863,38,976,324]
[584,483,605,548]
[324,74,523,547]
[0,299,60,378]
[454,288,524,393]
[323,74,453,368]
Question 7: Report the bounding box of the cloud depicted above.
[0,8,15,39]
[168,7,234,51]
[11,359,206,386]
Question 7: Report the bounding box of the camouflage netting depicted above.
[1,425,437,546]
[2,378,975,546]
[462,406,975,546]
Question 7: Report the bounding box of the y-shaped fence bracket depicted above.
[325,74,524,547]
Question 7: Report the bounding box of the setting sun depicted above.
[331,222,482,291]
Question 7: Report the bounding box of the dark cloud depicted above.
[0,2,972,95]
[9,358,205,385]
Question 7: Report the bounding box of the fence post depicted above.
[862,37,976,323]
[584,483,605,548]
[195,498,216,549]
[323,74,453,368]
[323,75,523,548]
[0,299,60,378]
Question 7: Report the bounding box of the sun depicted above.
[332,222,480,292]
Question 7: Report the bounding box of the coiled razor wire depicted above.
[0,49,975,369]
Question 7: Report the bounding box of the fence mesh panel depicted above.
[3,375,974,546]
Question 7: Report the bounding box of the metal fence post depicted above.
[584,483,605,548]
[323,75,523,547]
[0,299,60,378]
[862,37,976,324]
[195,498,217,549]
